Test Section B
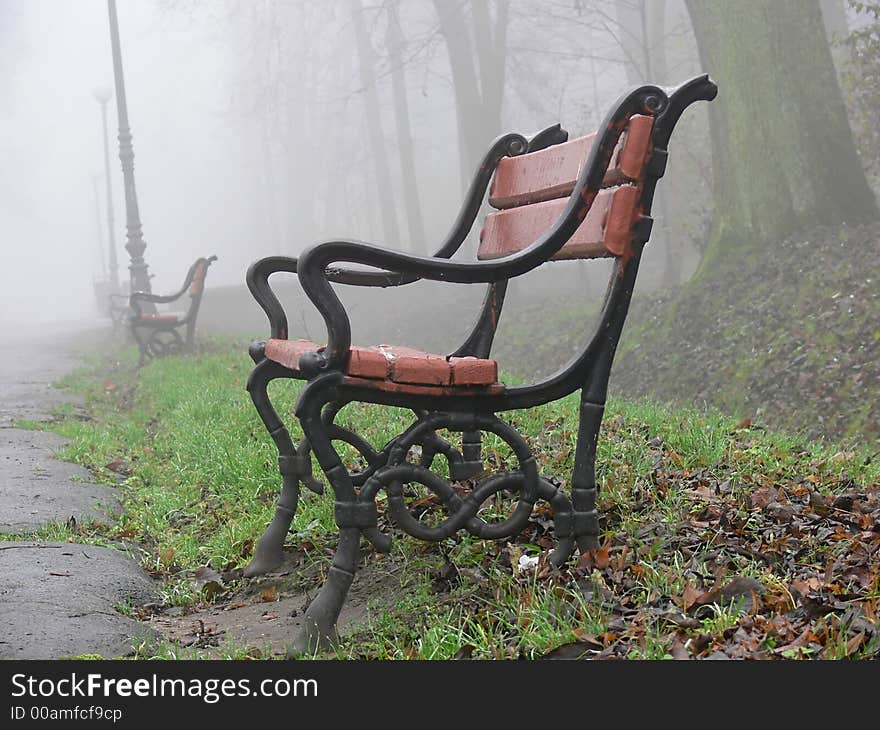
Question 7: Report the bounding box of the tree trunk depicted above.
[820,0,851,73]
[351,0,401,246]
[686,0,878,266]
[646,0,667,84]
[614,0,647,81]
[433,0,485,191]
[615,1,680,287]
[472,0,507,137]
[282,2,316,252]
[387,1,426,254]
[643,0,680,288]
[433,0,509,191]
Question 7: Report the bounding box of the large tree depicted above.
[386,0,427,254]
[433,0,509,191]
[351,0,401,247]
[685,0,878,265]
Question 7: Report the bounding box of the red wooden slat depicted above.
[137,313,179,322]
[448,356,498,386]
[263,339,499,387]
[189,261,208,296]
[477,185,641,262]
[617,115,654,181]
[488,115,653,209]
[342,376,505,397]
[264,338,320,370]
[347,346,389,379]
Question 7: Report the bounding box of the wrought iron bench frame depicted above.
[243,76,717,655]
[129,255,217,365]
[108,292,130,334]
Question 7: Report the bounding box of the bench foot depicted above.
[245,383,375,578]
[287,527,359,657]
[243,477,298,577]
[244,360,308,576]
[132,325,188,367]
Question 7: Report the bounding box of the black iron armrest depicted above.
[129,270,196,319]
[296,85,667,374]
[130,290,187,305]
[129,288,189,318]
[245,256,412,341]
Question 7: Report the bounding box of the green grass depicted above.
[128,636,273,661]
[342,569,605,660]
[30,341,880,660]
[0,520,121,548]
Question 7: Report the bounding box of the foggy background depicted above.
[2,0,878,446]
[0,0,708,327]
[2,0,249,325]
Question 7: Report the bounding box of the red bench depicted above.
[242,76,717,655]
[129,255,217,364]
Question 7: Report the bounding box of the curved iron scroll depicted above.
[350,411,580,567]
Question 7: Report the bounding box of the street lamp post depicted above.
[92,86,119,295]
[91,173,107,276]
[106,0,152,299]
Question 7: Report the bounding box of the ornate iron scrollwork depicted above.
[350,411,579,567]
[145,329,184,358]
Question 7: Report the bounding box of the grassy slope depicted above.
[612,222,880,448]
[14,340,880,660]
[491,223,880,449]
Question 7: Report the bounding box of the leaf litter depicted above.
[401,425,880,660]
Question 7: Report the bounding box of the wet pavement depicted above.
[0,320,158,659]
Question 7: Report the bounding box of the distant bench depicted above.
[241,76,717,655]
[108,289,131,336]
[129,255,217,365]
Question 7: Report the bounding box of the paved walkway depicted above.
[0,321,158,659]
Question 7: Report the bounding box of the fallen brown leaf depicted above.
[104,458,130,475]
[680,582,704,611]
[541,638,603,659]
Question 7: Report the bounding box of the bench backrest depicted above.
[478,114,654,262]
[189,259,210,297]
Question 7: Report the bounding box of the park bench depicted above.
[243,75,717,655]
[129,255,217,364]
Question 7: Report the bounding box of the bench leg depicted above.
[130,325,150,367]
[570,396,603,552]
[132,326,186,366]
[290,527,359,656]
[246,376,380,579]
[289,391,361,656]
[243,359,307,577]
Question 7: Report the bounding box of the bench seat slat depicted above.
[136,313,179,323]
[478,184,641,261]
[488,115,653,209]
[263,339,500,388]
